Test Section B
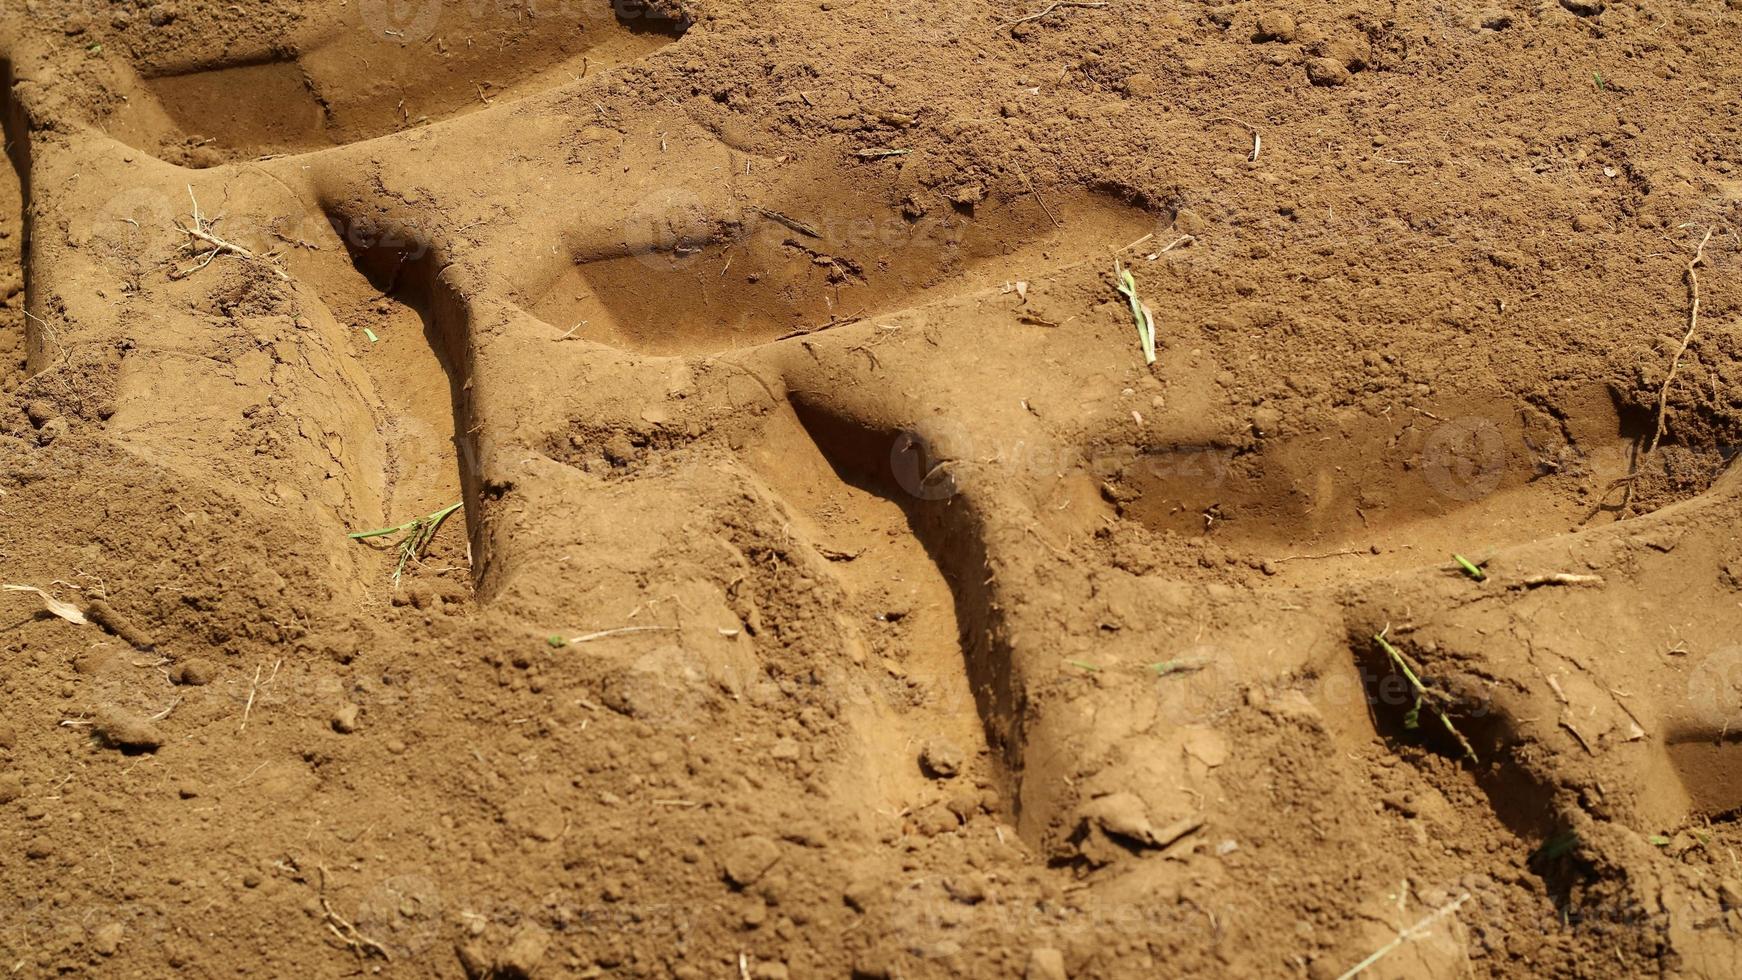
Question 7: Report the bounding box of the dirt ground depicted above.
[2,0,1741,976]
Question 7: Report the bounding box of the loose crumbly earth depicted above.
[3,0,1742,977]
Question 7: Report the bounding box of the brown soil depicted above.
[3,0,1742,977]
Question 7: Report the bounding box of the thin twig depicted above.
[999,1,1109,28]
[1013,161,1059,229]
[1334,893,1472,980]
[239,664,262,734]
[172,186,290,281]
[1645,226,1715,457]
[318,865,392,961]
[566,626,679,645]
[750,206,821,239]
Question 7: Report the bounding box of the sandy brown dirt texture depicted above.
[2,0,1742,976]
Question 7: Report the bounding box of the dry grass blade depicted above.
[3,584,88,625]
[1113,259,1157,364]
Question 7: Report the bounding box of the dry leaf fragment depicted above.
[2,584,89,625]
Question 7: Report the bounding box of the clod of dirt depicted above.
[1080,792,1159,844]
[1306,58,1351,87]
[842,876,884,913]
[1123,73,1159,97]
[85,600,156,651]
[331,702,361,734]
[23,400,53,427]
[92,922,124,957]
[721,834,781,887]
[946,183,985,206]
[919,738,965,778]
[1309,36,1371,70]
[1026,948,1068,980]
[25,836,53,860]
[1560,0,1605,15]
[1253,10,1296,42]
[171,658,216,686]
[0,772,22,803]
[457,941,492,980]
[944,873,988,904]
[91,708,163,753]
[36,417,67,446]
[496,923,550,980]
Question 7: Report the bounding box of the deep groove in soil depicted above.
[129,9,682,167]
[775,396,1020,803]
[324,205,479,581]
[530,189,1155,354]
[0,58,29,387]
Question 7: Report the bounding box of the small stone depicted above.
[721,835,780,887]
[331,702,361,734]
[176,782,199,799]
[147,4,178,26]
[919,738,965,779]
[92,922,124,956]
[92,708,162,753]
[1253,10,1296,42]
[25,836,53,860]
[1306,58,1351,87]
[1027,948,1068,980]
[1560,0,1604,15]
[172,658,216,686]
